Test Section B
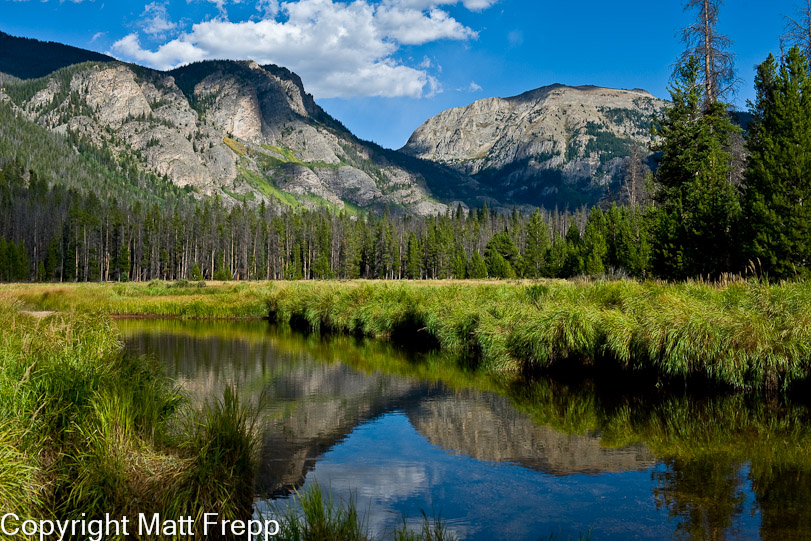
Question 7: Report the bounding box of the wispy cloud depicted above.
[507,29,523,47]
[457,80,482,92]
[140,2,178,37]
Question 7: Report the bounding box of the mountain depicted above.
[0,31,669,214]
[0,33,455,215]
[401,84,667,208]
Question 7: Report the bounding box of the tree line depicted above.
[0,164,650,282]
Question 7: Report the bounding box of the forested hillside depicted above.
[0,48,455,215]
[0,31,115,79]
[0,155,648,282]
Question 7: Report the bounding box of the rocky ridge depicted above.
[402,84,667,208]
[1,58,448,215]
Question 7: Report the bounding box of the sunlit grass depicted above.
[4,278,811,391]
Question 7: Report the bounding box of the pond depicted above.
[119,319,811,540]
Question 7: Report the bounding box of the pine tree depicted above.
[467,250,488,279]
[743,47,811,278]
[0,237,8,281]
[652,57,741,279]
[782,1,811,60]
[583,207,608,276]
[679,0,736,105]
[562,223,584,277]
[405,232,421,279]
[523,209,550,277]
[485,232,521,278]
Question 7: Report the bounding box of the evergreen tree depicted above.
[523,209,550,277]
[487,252,515,279]
[468,250,488,279]
[485,231,521,277]
[652,57,741,279]
[562,223,584,277]
[743,47,811,278]
[452,253,467,279]
[0,237,8,281]
[583,207,608,276]
[405,232,421,279]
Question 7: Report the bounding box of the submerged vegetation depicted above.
[0,298,257,531]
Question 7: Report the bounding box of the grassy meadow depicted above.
[4,277,811,391]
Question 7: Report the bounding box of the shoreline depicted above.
[5,278,811,393]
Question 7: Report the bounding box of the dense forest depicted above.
[0,163,650,283]
[2,1,811,283]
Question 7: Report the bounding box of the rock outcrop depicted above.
[402,84,666,208]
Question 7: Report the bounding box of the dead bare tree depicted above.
[622,144,650,208]
[678,0,737,106]
[782,0,811,60]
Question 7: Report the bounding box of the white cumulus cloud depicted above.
[111,0,492,99]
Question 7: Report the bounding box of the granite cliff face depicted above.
[402,84,666,208]
[2,59,447,215]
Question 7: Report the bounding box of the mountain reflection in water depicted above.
[120,319,811,541]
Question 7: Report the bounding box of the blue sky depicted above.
[0,0,801,148]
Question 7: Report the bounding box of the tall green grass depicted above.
[265,280,811,391]
[273,483,457,541]
[5,278,811,391]
[0,300,258,526]
[169,385,259,528]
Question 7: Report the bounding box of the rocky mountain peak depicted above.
[402,83,666,208]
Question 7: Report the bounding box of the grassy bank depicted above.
[265,279,811,392]
[5,278,811,391]
[0,299,257,532]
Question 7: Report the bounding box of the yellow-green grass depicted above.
[224,136,247,156]
[264,279,811,391]
[4,278,811,391]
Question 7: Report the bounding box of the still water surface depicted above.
[119,319,811,540]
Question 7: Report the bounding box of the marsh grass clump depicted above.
[392,512,457,541]
[169,385,259,527]
[0,302,259,526]
[274,482,370,541]
[273,483,458,541]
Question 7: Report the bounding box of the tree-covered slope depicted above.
[0,31,115,80]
